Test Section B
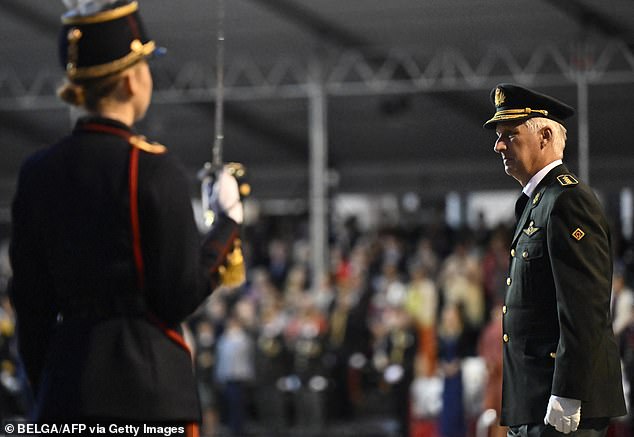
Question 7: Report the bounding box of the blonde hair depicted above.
[56,72,124,111]
[524,117,567,157]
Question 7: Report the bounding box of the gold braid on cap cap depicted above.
[486,107,549,124]
[68,40,155,80]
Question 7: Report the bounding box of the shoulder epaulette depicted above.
[129,135,167,154]
[557,174,578,187]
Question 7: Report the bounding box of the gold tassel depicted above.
[218,238,246,287]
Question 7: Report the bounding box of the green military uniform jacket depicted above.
[501,163,626,426]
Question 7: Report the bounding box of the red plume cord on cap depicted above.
[127,13,140,40]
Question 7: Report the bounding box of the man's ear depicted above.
[541,127,553,148]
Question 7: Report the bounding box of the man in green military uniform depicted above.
[484,84,626,437]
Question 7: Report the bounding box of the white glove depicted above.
[211,166,243,224]
[544,395,581,434]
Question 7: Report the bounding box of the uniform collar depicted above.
[74,116,134,135]
[523,159,563,197]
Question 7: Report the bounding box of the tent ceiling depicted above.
[1,0,633,210]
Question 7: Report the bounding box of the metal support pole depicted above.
[576,70,590,184]
[308,57,328,292]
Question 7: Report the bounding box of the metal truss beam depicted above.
[245,0,375,53]
[1,41,633,111]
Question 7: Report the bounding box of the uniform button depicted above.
[503,334,509,343]
[522,251,529,259]
[549,352,556,358]
[506,277,512,286]
[502,305,507,314]
[510,248,515,257]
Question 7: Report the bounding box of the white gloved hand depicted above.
[211,166,243,224]
[544,395,581,434]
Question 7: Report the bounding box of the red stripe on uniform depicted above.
[89,121,192,357]
[129,147,145,291]
[185,422,200,437]
[146,312,192,356]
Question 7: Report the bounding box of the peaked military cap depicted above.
[59,0,164,81]
[483,83,575,129]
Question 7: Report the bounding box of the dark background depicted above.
[1,0,633,215]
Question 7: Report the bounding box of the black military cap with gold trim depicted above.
[483,83,575,129]
[59,0,163,81]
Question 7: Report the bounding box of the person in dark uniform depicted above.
[326,269,372,421]
[254,297,292,431]
[9,1,243,433]
[372,304,417,437]
[484,84,626,437]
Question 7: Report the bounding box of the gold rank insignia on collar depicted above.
[557,174,578,186]
[523,221,540,237]
[571,228,586,241]
[532,192,541,206]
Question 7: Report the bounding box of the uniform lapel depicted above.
[511,197,532,246]
[510,164,569,247]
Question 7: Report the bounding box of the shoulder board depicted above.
[556,174,578,187]
[129,135,167,154]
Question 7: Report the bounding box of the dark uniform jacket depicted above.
[501,163,626,426]
[9,117,239,422]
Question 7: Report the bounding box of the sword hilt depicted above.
[198,161,250,229]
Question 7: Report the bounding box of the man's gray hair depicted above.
[524,117,567,157]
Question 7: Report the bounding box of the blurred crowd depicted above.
[1,212,633,437]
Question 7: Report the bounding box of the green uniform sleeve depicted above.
[547,187,612,401]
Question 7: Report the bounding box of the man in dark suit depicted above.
[484,84,626,437]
